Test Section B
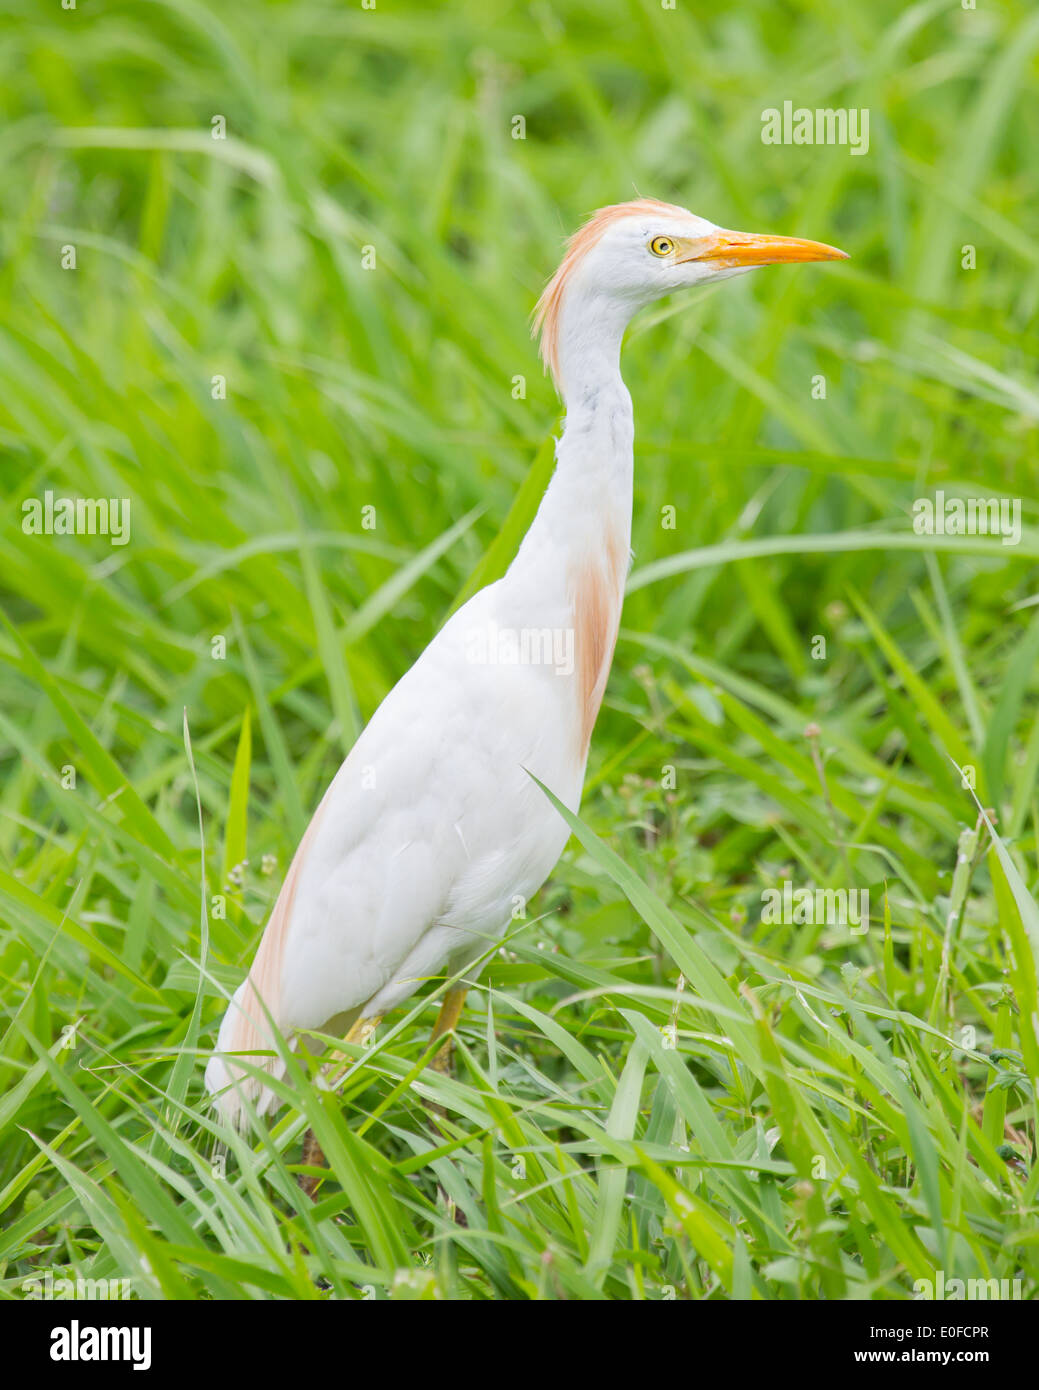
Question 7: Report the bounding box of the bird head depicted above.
[533,198,847,396]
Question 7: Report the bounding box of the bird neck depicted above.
[511,341,634,586]
[501,329,632,764]
[497,308,634,765]
[505,306,634,725]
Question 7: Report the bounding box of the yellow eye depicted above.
[649,236,675,257]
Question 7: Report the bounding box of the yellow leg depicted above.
[345,1013,382,1049]
[429,985,468,1075]
[298,1013,381,1200]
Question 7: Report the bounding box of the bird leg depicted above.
[297,1013,381,1200]
[427,986,471,1224]
[429,985,468,1076]
[299,1128,325,1196]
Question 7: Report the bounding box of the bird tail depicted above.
[205,792,332,1126]
[204,975,292,1129]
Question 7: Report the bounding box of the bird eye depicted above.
[649,236,675,257]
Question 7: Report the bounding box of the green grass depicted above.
[1,0,1038,1301]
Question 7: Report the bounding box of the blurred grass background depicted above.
[1,0,1038,1301]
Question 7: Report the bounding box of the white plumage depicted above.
[206,198,846,1125]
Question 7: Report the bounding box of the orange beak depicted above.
[679,230,849,268]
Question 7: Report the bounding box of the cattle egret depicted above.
[205,199,846,1172]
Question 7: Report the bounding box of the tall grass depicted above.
[1,0,1037,1300]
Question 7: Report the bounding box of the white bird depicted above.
[206,197,846,1144]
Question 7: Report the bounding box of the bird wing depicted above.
[207,581,581,1120]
